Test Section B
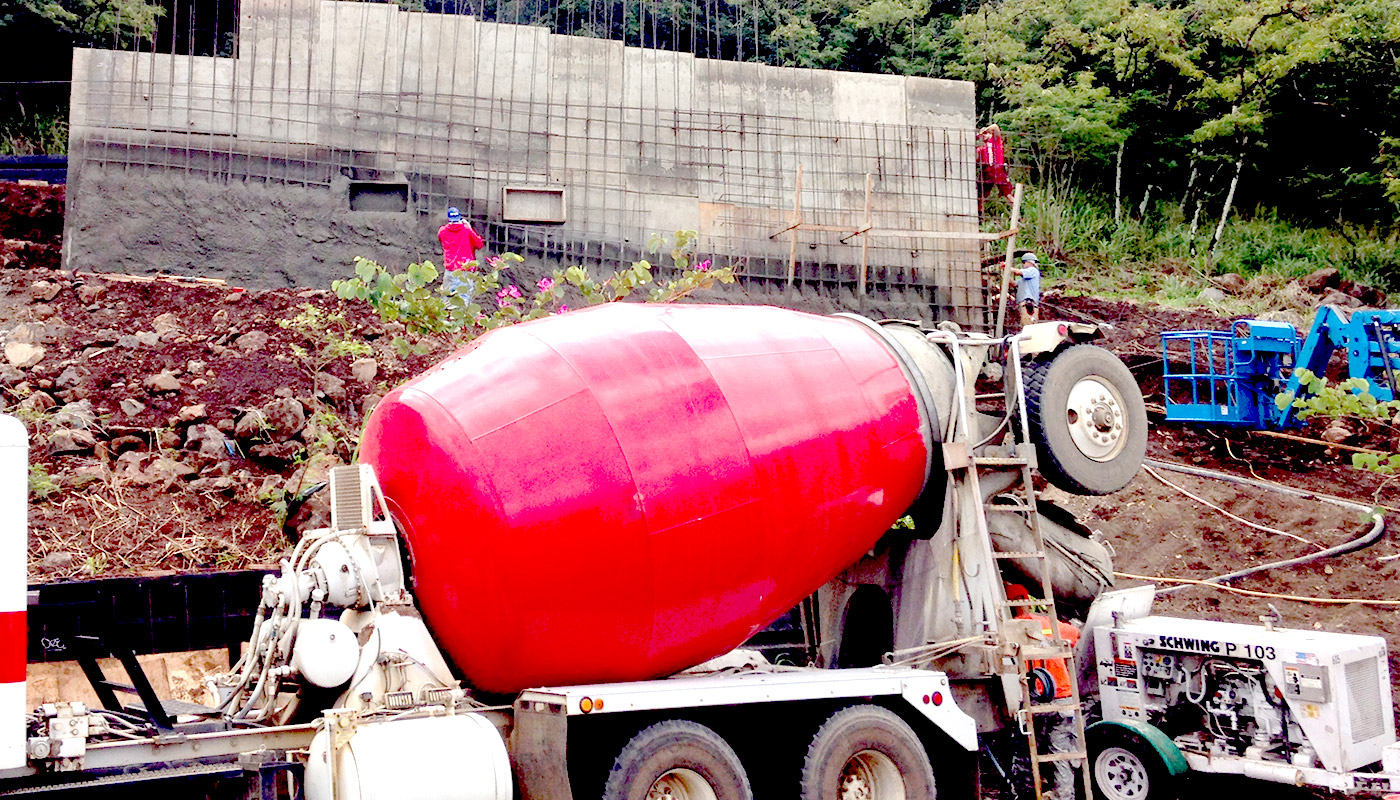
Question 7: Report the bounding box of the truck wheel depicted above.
[1090,730,1176,800]
[1024,345,1147,495]
[800,705,935,800]
[603,720,752,800]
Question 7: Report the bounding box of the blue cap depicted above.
[447,207,463,223]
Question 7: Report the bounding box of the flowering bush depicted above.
[333,230,735,354]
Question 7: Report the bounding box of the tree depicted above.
[0,0,160,50]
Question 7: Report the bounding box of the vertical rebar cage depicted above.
[62,0,993,327]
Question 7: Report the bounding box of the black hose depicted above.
[1143,459,1386,595]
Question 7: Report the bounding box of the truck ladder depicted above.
[927,330,1092,800]
[990,459,1092,800]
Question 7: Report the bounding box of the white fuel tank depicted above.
[305,713,511,800]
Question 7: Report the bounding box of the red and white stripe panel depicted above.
[0,416,26,769]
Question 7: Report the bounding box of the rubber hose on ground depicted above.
[1142,458,1386,595]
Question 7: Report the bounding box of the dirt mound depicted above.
[0,181,452,579]
[0,182,63,271]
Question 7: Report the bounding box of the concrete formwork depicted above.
[66,0,987,326]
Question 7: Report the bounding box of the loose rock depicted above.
[1297,267,1341,292]
[1197,287,1227,304]
[29,280,60,302]
[1215,273,1247,294]
[50,400,97,429]
[144,371,183,394]
[235,330,270,353]
[5,342,44,369]
[184,423,229,457]
[9,322,49,344]
[350,358,378,385]
[178,403,208,423]
[315,372,347,406]
[47,428,98,455]
[152,312,181,339]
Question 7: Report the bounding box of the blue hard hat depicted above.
[447,207,463,223]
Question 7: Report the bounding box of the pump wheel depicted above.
[1089,729,1176,800]
[603,720,752,800]
[1024,345,1147,495]
[800,705,935,800]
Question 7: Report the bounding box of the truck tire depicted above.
[800,705,935,800]
[1024,345,1147,495]
[1089,729,1176,800]
[603,720,753,800]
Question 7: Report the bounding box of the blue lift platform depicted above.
[1162,307,1400,429]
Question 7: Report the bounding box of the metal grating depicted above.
[1346,656,1385,743]
[329,465,366,531]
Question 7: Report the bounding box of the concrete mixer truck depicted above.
[0,303,1152,800]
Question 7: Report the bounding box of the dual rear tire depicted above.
[602,720,751,800]
[801,705,935,800]
[603,705,935,800]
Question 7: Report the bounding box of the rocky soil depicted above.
[2,181,452,579]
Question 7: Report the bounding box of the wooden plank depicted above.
[787,164,803,286]
[75,271,228,287]
[994,183,1025,339]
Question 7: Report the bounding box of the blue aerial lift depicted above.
[1162,306,1400,429]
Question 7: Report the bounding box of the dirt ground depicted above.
[4,181,1400,795]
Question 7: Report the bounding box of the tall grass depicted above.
[0,107,68,156]
[1017,185,1400,308]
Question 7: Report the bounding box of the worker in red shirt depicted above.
[1006,583,1082,800]
[438,207,485,296]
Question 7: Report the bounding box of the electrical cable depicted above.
[1116,572,1400,606]
[1143,464,1321,549]
[1141,458,1386,596]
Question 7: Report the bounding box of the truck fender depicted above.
[1017,321,1102,358]
[1086,720,1189,777]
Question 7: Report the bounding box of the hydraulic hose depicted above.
[1142,458,1386,595]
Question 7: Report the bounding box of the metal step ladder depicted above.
[926,329,1092,800]
[992,460,1092,800]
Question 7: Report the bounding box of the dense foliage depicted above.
[768,0,1400,254]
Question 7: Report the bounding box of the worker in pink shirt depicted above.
[438,207,485,295]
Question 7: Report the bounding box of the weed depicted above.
[29,464,60,501]
[334,231,737,353]
[1279,369,1400,473]
[0,107,68,156]
[278,303,373,378]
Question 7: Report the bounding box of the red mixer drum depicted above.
[359,303,932,693]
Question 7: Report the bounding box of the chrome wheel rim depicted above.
[838,749,905,800]
[646,768,718,800]
[1065,375,1128,462]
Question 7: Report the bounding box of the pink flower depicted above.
[537,277,555,292]
[558,304,570,313]
[497,285,522,303]
[695,259,712,272]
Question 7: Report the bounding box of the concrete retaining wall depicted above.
[65,0,986,324]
